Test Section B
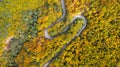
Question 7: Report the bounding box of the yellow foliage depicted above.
[0,0,120,67]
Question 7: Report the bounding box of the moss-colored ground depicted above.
[0,0,120,67]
